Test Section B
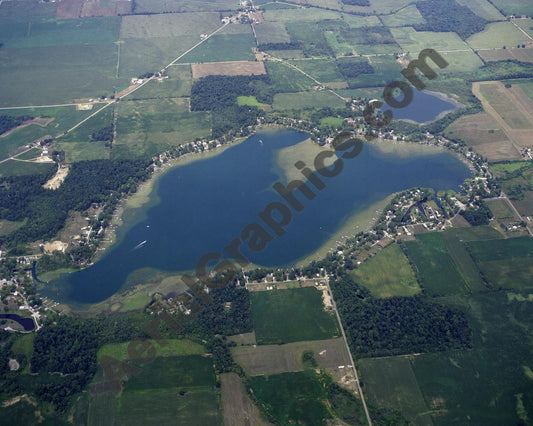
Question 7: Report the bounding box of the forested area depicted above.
[191,75,273,138]
[0,159,151,247]
[0,115,33,135]
[341,0,370,5]
[460,200,493,225]
[415,0,487,39]
[336,59,375,79]
[330,273,472,358]
[91,125,114,142]
[258,42,302,51]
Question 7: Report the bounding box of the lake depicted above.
[0,314,35,331]
[43,130,471,305]
[384,90,460,123]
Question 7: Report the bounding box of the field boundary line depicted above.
[266,54,349,102]
[511,18,533,41]
[55,22,229,139]
[325,273,373,426]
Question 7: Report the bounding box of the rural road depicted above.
[325,273,373,426]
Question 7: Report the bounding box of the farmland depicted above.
[467,22,530,50]
[247,371,332,425]
[231,338,350,375]
[351,243,421,298]
[358,356,432,426]
[404,232,469,296]
[1,0,533,424]
[191,61,266,79]
[114,98,211,155]
[444,112,521,162]
[250,287,339,344]
[220,373,269,426]
[87,351,219,426]
[273,91,346,110]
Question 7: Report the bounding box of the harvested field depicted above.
[479,47,533,63]
[473,81,533,155]
[220,373,271,426]
[120,13,221,39]
[81,1,116,17]
[445,113,521,162]
[56,0,83,19]
[191,61,266,78]
[231,338,350,375]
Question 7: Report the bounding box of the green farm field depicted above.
[177,33,256,63]
[466,236,533,290]
[0,0,57,19]
[467,21,530,50]
[485,198,516,219]
[231,338,350,375]
[412,291,533,425]
[97,338,206,361]
[273,91,346,110]
[0,160,56,178]
[358,356,432,426]
[88,354,218,426]
[440,230,489,293]
[0,17,120,49]
[456,0,505,21]
[132,0,239,13]
[255,21,291,44]
[351,243,421,298]
[0,43,122,107]
[265,61,315,92]
[289,59,345,82]
[115,98,211,152]
[127,65,193,100]
[250,287,340,344]
[120,13,222,39]
[380,5,425,27]
[489,0,533,16]
[248,370,332,426]
[405,232,469,296]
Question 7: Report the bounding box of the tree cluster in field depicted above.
[0,159,151,248]
[494,161,533,200]
[0,115,33,135]
[340,27,395,45]
[91,125,114,143]
[460,200,493,226]
[191,75,272,138]
[258,42,302,51]
[0,314,147,412]
[341,0,370,6]
[415,0,487,39]
[336,59,375,79]
[330,272,472,358]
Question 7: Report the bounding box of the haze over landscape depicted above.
[0,0,533,424]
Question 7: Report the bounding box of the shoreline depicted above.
[397,89,465,126]
[97,136,250,261]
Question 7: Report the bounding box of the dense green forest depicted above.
[0,159,151,247]
[191,75,272,138]
[341,0,370,6]
[460,200,493,225]
[330,273,472,358]
[91,125,114,142]
[415,0,487,39]
[337,58,375,79]
[0,115,33,136]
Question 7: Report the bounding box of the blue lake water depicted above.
[384,90,459,123]
[43,130,471,305]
